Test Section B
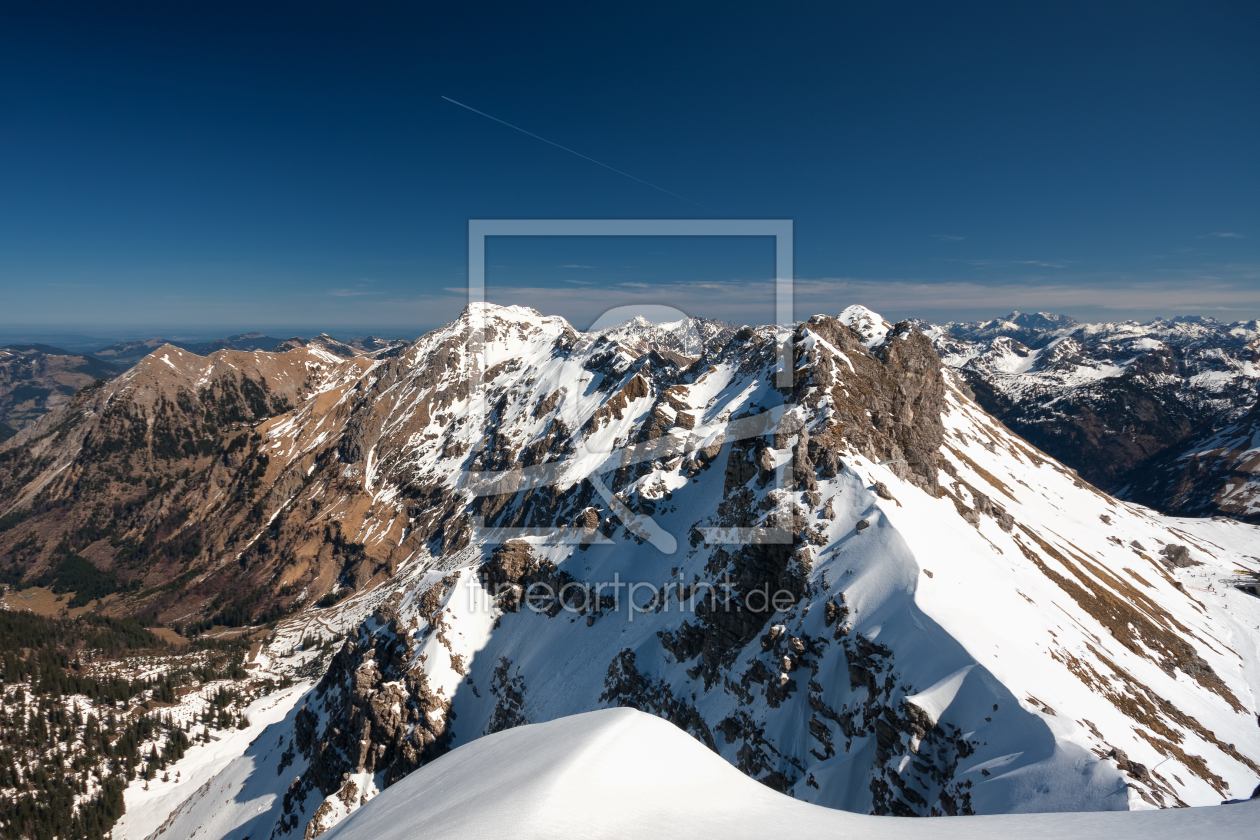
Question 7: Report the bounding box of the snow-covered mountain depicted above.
[60,303,1259,840]
[592,314,737,361]
[837,304,894,348]
[271,334,409,360]
[928,313,1260,522]
[89,334,411,367]
[936,311,1080,349]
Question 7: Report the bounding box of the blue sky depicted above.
[0,2,1257,338]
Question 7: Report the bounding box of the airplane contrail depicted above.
[441,95,711,210]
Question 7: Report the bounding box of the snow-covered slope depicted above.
[113,682,312,840]
[322,708,1260,840]
[136,305,1260,839]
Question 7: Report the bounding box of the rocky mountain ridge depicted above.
[0,334,410,440]
[0,342,375,628]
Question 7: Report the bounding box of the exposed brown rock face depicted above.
[588,373,650,430]
[286,616,454,837]
[794,317,946,495]
[1159,544,1200,569]
[0,318,485,627]
[477,541,576,615]
[0,345,356,625]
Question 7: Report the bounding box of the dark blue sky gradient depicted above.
[1,2,1257,337]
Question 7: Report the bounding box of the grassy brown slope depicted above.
[0,345,373,632]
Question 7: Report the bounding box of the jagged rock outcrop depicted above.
[795,316,945,494]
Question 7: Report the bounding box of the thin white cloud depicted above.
[330,278,382,297]
[932,234,964,241]
[453,271,1260,327]
[558,264,594,268]
[966,259,1072,269]
[15,262,1258,332]
[1202,232,1245,239]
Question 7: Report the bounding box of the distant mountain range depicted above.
[0,344,122,436]
[0,332,410,434]
[91,332,409,366]
[923,310,1260,522]
[4,313,1257,525]
[90,332,286,365]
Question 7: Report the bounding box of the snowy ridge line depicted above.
[320,709,1260,840]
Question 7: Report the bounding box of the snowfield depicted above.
[323,708,1260,840]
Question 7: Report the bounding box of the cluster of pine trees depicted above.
[0,698,183,840]
[0,610,257,840]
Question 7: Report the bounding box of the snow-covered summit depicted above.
[591,313,738,359]
[463,301,550,322]
[837,304,893,348]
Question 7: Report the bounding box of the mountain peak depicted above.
[590,313,737,359]
[462,301,551,324]
[837,304,893,348]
